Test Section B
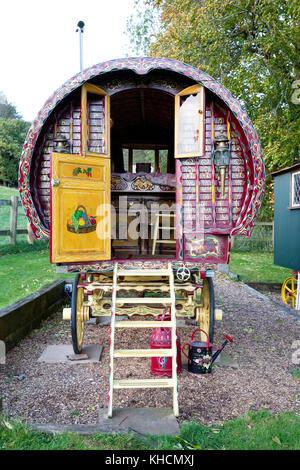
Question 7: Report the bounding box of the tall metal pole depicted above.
[76,21,85,72]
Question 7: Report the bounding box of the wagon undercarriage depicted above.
[63,270,222,356]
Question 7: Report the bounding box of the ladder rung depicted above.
[115,321,173,328]
[113,378,174,389]
[114,348,173,358]
[117,270,171,276]
[116,297,172,304]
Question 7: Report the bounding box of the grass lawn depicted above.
[229,251,292,284]
[0,246,74,310]
[0,410,299,450]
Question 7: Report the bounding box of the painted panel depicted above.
[51,153,111,263]
[184,234,229,264]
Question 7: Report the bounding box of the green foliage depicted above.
[0,92,22,120]
[0,118,30,187]
[126,0,300,219]
[125,0,160,56]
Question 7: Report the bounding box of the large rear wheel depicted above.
[71,274,86,354]
[196,277,215,343]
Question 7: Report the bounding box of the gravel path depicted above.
[0,275,299,427]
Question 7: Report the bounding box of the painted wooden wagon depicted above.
[19,57,265,416]
[272,163,300,309]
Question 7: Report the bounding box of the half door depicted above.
[50,154,111,263]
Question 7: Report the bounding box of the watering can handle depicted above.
[181,343,191,363]
[191,328,210,349]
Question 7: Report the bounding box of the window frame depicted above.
[121,144,169,173]
[81,83,110,158]
[174,84,205,159]
[290,170,300,209]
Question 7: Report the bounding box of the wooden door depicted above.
[51,83,111,263]
[50,153,111,263]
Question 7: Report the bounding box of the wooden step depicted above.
[116,297,172,304]
[117,269,171,276]
[113,378,174,389]
[115,320,173,328]
[113,348,173,358]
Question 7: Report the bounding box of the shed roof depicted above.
[271,162,300,177]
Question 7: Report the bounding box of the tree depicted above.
[126,0,300,219]
[124,0,160,56]
[0,92,22,120]
[0,118,30,187]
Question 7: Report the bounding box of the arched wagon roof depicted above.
[18,57,265,239]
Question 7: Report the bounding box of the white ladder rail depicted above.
[107,263,179,418]
[107,262,118,418]
[168,262,179,417]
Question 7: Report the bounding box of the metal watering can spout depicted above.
[211,335,233,365]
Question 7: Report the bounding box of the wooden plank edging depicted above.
[0,280,66,351]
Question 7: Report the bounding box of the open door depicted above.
[174,85,205,260]
[174,84,205,158]
[50,84,111,263]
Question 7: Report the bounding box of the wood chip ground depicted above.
[0,274,299,427]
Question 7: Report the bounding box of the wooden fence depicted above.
[0,196,34,245]
[231,221,274,249]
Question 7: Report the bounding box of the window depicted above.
[291,171,300,208]
[133,149,155,173]
[121,146,170,173]
[174,85,205,158]
[81,83,110,157]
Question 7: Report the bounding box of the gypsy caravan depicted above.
[19,57,265,416]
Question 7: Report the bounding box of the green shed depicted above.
[272,162,300,272]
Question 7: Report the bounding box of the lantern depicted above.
[53,135,70,154]
[213,136,231,197]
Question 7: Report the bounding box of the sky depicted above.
[0,0,136,122]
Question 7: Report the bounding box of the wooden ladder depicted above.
[108,262,179,418]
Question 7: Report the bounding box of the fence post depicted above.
[10,195,18,245]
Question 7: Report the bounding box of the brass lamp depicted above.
[213,136,231,197]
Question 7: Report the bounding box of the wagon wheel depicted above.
[71,273,87,354]
[281,277,298,308]
[196,277,215,343]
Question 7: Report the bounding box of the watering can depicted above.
[182,329,233,374]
